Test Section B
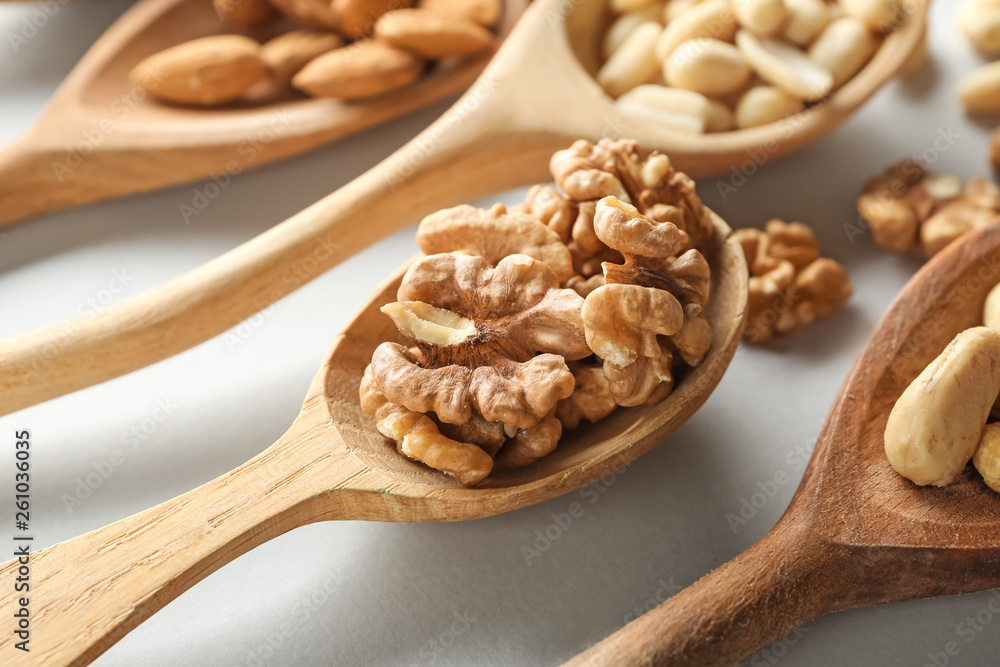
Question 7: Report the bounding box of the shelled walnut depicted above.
[582,197,712,405]
[857,161,1000,256]
[361,253,591,485]
[361,138,716,485]
[550,138,714,252]
[736,219,852,344]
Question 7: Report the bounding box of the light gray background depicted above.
[2,0,999,665]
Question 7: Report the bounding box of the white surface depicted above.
[2,1,1000,665]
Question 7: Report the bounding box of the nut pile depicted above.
[956,0,1000,167]
[598,0,908,133]
[361,139,717,485]
[735,219,852,343]
[884,285,1000,494]
[857,160,1000,257]
[129,0,499,106]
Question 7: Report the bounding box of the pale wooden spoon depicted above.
[568,223,1000,667]
[0,0,526,227]
[0,0,927,416]
[0,0,926,228]
[0,211,746,665]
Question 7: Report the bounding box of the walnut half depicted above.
[736,220,852,344]
[581,197,712,406]
[360,253,590,486]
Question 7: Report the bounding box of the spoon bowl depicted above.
[0,209,746,665]
[0,0,526,226]
[0,0,926,227]
[0,0,925,415]
[569,224,1000,667]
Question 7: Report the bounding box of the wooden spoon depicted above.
[0,212,746,665]
[0,0,926,228]
[0,0,926,416]
[567,224,1000,667]
[0,0,526,227]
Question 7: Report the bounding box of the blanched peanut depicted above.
[665,38,751,96]
[957,61,1000,113]
[974,423,1000,492]
[604,6,663,60]
[735,85,801,128]
[958,0,1000,56]
[705,99,735,131]
[655,0,739,61]
[615,85,712,132]
[611,0,659,14]
[840,0,902,30]
[736,30,833,100]
[984,282,1000,332]
[808,17,880,88]
[783,0,830,46]
[884,327,1000,487]
[733,0,788,37]
[664,0,702,22]
[597,21,662,97]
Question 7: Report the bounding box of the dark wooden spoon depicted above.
[568,224,1000,666]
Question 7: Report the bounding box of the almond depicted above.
[375,8,494,59]
[214,0,277,26]
[292,40,424,99]
[333,0,413,38]
[130,35,269,106]
[267,0,341,28]
[261,30,343,85]
[419,0,501,26]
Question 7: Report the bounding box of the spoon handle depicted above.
[565,521,842,667]
[0,424,364,665]
[0,94,565,417]
[0,139,111,227]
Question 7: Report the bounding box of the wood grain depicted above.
[0,0,926,227]
[0,0,928,416]
[0,212,747,666]
[0,0,524,226]
[567,224,1000,667]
